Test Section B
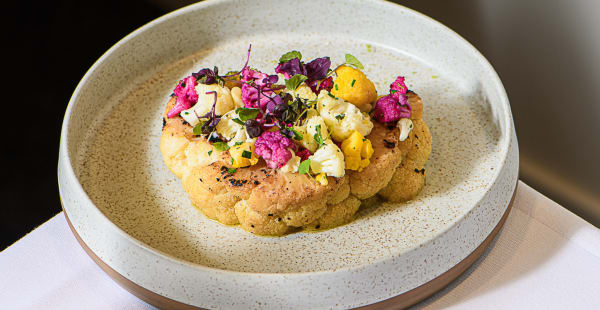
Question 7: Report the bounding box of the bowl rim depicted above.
[58,0,513,277]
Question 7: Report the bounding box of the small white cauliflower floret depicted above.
[397,118,413,142]
[309,139,345,178]
[317,91,373,142]
[294,114,329,152]
[216,110,243,141]
[181,84,234,120]
[280,150,301,173]
[180,110,202,126]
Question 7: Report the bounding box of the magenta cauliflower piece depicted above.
[167,76,198,118]
[389,76,407,100]
[373,94,411,123]
[254,131,297,169]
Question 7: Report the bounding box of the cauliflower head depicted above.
[317,91,373,142]
[309,139,345,178]
[330,65,377,112]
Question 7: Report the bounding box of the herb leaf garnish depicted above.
[335,114,345,121]
[235,107,260,121]
[213,142,230,151]
[298,159,311,175]
[345,53,364,70]
[285,74,308,91]
[279,51,302,63]
[192,121,206,135]
[291,128,303,140]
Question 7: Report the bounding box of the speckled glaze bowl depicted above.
[58,0,518,308]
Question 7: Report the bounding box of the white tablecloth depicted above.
[1,181,599,309]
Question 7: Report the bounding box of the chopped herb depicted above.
[231,157,234,164]
[290,128,303,140]
[345,53,364,70]
[279,50,302,63]
[232,118,244,125]
[334,84,339,91]
[327,93,337,99]
[242,150,252,159]
[183,111,189,115]
[285,74,308,91]
[298,159,311,175]
[431,75,438,79]
[366,44,373,52]
[235,108,260,121]
[192,121,206,135]
[228,168,237,174]
[234,141,243,146]
[335,114,345,121]
[208,150,213,156]
[313,124,325,146]
[351,79,356,87]
[213,142,230,151]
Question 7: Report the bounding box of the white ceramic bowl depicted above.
[58,0,518,308]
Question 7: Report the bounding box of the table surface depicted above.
[1,181,599,309]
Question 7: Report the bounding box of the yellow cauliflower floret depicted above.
[330,65,377,112]
[309,139,345,178]
[341,130,373,172]
[317,91,373,142]
[229,142,259,168]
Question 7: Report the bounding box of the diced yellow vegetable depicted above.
[341,130,374,172]
[229,142,259,168]
[315,173,328,186]
[361,138,374,159]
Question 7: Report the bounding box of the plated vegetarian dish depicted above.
[160,46,432,235]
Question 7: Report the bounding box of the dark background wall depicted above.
[2,0,164,250]
[3,0,599,250]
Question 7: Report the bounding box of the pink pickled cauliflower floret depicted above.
[254,131,297,169]
[167,76,198,118]
[241,83,276,109]
[373,94,411,123]
[240,67,277,109]
[389,76,407,100]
